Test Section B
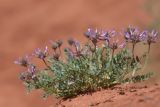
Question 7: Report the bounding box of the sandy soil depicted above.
[60,83,160,107]
[0,0,159,107]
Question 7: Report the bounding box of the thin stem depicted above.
[141,44,151,73]
[53,49,56,54]
[132,43,135,58]
[42,59,52,70]
[148,44,151,54]
[97,47,106,77]
[109,49,115,75]
[58,47,62,59]
[93,43,99,68]
[92,42,97,53]
[101,47,105,67]
[73,44,78,53]
[58,47,61,55]
[111,49,115,60]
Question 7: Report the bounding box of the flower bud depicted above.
[14,56,30,67]
[56,40,63,47]
[119,42,126,48]
[68,38,75,46]
[33,46,48,59]
[53,53,60,61]
[52,42,59,50]
[19,71,33,81]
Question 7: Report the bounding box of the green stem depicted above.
[111,49,115,61]
[109,49,115,78]
[101,47,105,69]
[141,44,151,73]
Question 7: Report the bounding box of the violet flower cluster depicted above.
[124,26,158,55]
[15,26,158,81]
[14,55,37,81]
[15,26,158,98]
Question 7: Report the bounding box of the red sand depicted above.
[0,0,160,107]
[60,83,160,107]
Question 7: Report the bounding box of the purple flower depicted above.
[50,40,63,50]
[19,64,37,81]
[19,69,37,82]
[84,28,98,39]
[33,46,48,59]
[74,40,81,52]
[109,40,118,50]
[84,28,100,45]
[108,30,117,37]
[71,40,84,57]
[68,38,81,52]
[146,30,158,44]
[28,64,36,75]
[50,41,59,50]
[124,26,145,43]
[56,40,63,47]
[53,53,60,61]
[98,31,110,43]
[85,28,118,46]
[119,42,126,48]
[68,38,75,46]
[19,71,33,81]
[64,45,83,58]
[64,48,74,59]
[108,40,126,50]
[98,30,116,45]
[14,55,30,67]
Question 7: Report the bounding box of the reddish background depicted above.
[0,0,159,107]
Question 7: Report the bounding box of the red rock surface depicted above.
[0,0,159,107]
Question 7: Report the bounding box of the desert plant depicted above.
[15,26,158,98]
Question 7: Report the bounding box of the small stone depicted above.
[155,83,159,86]
[144,85,148,88]
[90,102,100,106]
[130,89,137,92]
[119,91,125,95]
[138,99,144,102]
